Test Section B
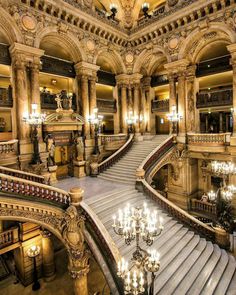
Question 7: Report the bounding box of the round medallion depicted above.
[21,15,36,31]
[169,37,179,49]
[125,53,134,64]
[86,40,95,51]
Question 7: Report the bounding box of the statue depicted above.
[46,135,56,166]
[55,94,63,111]
[75,137,84,161]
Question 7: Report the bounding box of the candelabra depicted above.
[166,105,182,134]
[27,245,41,291]
[112,203,163,295]
[142,2,151,18]
[211,161,236,176]
[127,111,143,134]
[88,107,103,155]
[23,104,46,165]
[108,3,118,20]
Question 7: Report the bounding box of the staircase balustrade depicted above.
[0,173,70,206]
[0,227,19,249]
[136,136,216,243]
[190,199,217,217]
[98,134,134,173]
[0,140,18,154]
[0,166,45,184]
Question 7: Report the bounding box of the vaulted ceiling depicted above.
[94,0,166,28]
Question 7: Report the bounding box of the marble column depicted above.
[205,114,209,133]
[133,84,140,134]
[89,77,97,138]
[219,112,223,133]
[120,85,128,134]
[0,220,3,233]
[177,73,187,137]
[80,75,90,139]
[142,77,152,134]
[113,86,120,134]
[185,66,198,133]
[41,230,56,281]
[168,74,177,112]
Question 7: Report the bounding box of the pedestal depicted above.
[90,154,99,177]
[41,230,56,282]
[73,160,86,178]
[48,165,58,184]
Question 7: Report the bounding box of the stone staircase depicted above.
[86,135,236,294]
[98,135,169,185]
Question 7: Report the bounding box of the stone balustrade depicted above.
[0,173,70,206]
[0,227,19,249]
[187,133,231,146]
[99,134,127,151]
[0,166,45,184]
[151,99,169,112]
[0,139,18,154]
[190,199,217,217]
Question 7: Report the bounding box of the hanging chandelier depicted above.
[112,203,164,295]
[211,161,236,176]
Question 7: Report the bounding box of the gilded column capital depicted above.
[164,59,190,76]
[185,65,197,81]
[74,61,100,77]
[10,43,44,66]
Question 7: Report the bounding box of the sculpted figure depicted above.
[75,137,84,161]
[47,135,55,166]
[55,94,63,110]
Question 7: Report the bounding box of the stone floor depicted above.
[0,248,110,295]
[55,176,130,200]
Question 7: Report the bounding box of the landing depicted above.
[55,176,131,200]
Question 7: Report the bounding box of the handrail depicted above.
[98,134,134,173]
[0,166,45,184]
[187,133,231,145]
[190,199,217,217]
[136,135,216,242]
[0,139,18,154]
[0,227,19,248]
[0,173,70,206]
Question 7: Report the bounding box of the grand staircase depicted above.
[98,135,168,184]
[87,135,236,294]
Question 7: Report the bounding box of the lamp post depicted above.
[108,3,118,20]
[23,104,46,165]
[88,107,103,155]
[112,203,164,295]
[27,245,41,291]
[166,105,182,135]
[142,2,151,18]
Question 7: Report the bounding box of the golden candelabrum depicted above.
[112,203,164,295]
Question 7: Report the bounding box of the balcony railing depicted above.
[0,86,13,108]
[0,227,19,249]
[97,98,117,113]
[152,99,169,112]
[196,88,232,109]
[0,139,18,154]
[99,134,127,151]
[137,4,165,26]
[190,199,217,218]
[187,133,231,146]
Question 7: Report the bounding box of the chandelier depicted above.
[211,161,236,176]
[23,103,46,126]
[112,203,164,295]
[166,105,182,122]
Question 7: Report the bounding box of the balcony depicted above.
[187,133,231,153]
[196,88,232,109]
[97,98,117,113]
[152,99,169,112]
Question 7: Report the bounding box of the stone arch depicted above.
[179,23,235,63]
[94,48,126,74]
[35,26,86,62]
[133,47,170,75]
[0,7,24,44]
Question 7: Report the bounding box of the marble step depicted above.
[200,249,228,295]
[98,175,136,184]
[216,255,236,295]
[101,170,137,179]
[169,242,214,295]
[154,234,200,293]
[158,238,207,295]
[107,167,136,174]
[186,244,221,295]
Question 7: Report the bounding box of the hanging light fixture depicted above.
[142,2,151,18]
[108,3,118,20]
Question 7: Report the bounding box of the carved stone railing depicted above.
[98,134,134,173]
[196,88,232,109]
[151,99,169,112]
[99,134,127,151]
[0,227,19,249]
[0,86,13,107]
[0,139,18,154]
[0,173,70,206]
[136,136,216,242]
[0,166,45,184]
[97,98,117,113]
[187,133,231,146]
[137,3,165,27]
[190,199,217,218]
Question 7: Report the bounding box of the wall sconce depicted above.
[108,3,118,20]
[142,2,151,18]
[51,79,57,85]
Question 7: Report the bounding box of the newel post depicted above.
[61,188,89,295]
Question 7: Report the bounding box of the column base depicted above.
[134,133,143,141]
[48,165,58,184]
[177,134,186,144]
[73,160,86,178]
